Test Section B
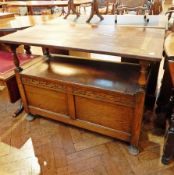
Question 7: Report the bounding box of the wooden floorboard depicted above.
[0,88,174,175]
[0,1,174,173]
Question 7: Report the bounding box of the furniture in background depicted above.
[155,33,174,130]
[161,60,174,165]
[86,0,104,22]
[0,12,14,19]
[155,32,174,164]
[165,6,174,31]
[3,1,70,15]
[0,49,44,117]
[149,0,163,15]
[97,0,116,14]
[0,15,59,116]
[155,34,174,129]
[3,0,92,16]
[115,0,148,15]
[0,14,60,31]
[115,0,163,23]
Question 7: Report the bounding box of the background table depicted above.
[46,14,167,29]
[0,12,14,19]
[3,0,92,15]
[0,14,60,32]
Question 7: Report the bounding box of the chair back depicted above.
[117,0,147,8]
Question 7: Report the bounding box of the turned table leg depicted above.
[27,6,34,15]
[162,113,174,164]
[138,61,150,88]
[24,45,31,55]
[12,100,24,118]
[26,114,35,121]
[10,44,24,117]
[127,61,149,154]
[64,0,80,19]
[10,44,23,72]
[86,0,104,23]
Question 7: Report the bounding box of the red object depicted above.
[0,51,34,74]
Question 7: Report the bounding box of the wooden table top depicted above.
[0,12,14,19]
[5,0,92,7]
[0,14,59,31]
[116,15,167,29]
[47,15,167,29]
[0,23,165,61]
[164,32,174,57]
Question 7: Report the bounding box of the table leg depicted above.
[162,112,174,165]
[24,45,31,55]
[138,60,150,88]
[64,0,80,19]
[10,44,24,117]
[27,6,33,15]
[59,7,67,16]
[12,100,24,118]
[2,4,7,12]
[145,62,160,110]
[10,44,22,72]
[86,0,104,23]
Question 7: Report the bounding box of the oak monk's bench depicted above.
[16,55,147,154]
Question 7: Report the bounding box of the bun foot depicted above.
[128,145,139,155]
[12,102,24,118]
[26,114,35,121]
[161,156,170,165]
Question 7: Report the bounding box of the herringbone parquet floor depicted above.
[0,87,174,175]
[1,1,174,174]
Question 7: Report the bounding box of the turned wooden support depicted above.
[24,45,31,55]
[64,0,80,19]
[10,44,22,72]
[27,6,34,15]
[86,0,104,23]
[59,7,67,16]
[162,112,174,164]
[12,100,24,118]
[138,61,150,88]
[42,47,50,58]
[42,48,52,68]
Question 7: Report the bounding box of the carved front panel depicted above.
[22,76,67,92]
[73,87,135,107]
[24,84,69,115]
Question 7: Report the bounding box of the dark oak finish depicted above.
[0,23,165,152]
[161,61,174,165]
[155,33,174,129]
[154,33,174,164]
